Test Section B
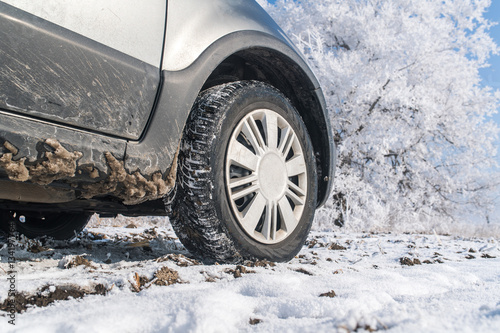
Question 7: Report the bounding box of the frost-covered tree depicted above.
[259,0,500,232]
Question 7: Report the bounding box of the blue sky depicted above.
[481,1,500,165]
[481,1,500,93]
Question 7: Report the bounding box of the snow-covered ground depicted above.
[1,219,499,333]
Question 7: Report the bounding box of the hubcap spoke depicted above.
[261,200,278,241]
[278,126,291,153]
[229,174,258,189]
[282,130,295,157]
[287,179,306,197]
[286,155,307,177]
[264,112,278,149]
[278,196,298,233]
[241,192,267,232]
[231,184,260,201]
[248,116,267,152]
[241,119,264,155]
[286,187,305,206]
[227,140,259,171]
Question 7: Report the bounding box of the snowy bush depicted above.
[259,0,500,232]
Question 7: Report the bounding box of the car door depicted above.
[0,0,166,140]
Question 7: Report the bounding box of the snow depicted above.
[1,223,499,332]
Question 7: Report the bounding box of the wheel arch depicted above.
[126,31,335,207]
[203,48,335,207]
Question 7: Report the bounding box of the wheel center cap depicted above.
[258,152,287,200]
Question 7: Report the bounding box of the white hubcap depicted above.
[225,109,308,244]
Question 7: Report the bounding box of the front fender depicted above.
[163,0,296,71]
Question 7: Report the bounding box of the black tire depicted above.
[170,81,317,263]
[1,210,91,240]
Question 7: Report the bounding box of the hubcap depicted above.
[225,109,308,244]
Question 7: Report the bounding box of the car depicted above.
[0,0,335,262]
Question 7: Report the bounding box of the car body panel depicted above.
[163,0,293,71]
[0,2,162,140]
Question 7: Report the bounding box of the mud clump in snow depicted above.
[27,244,49,253]
[130,273,151,292]
[249,318,262,325]
[130,267,181,291]
[59,255,96,269]
[0,284,107,313]
[306,238,322,248]
[329,243,347,250]
[225,265,256,278]
[156,253,201,267]
[400,257,421,266]
[0,139,82,184]
[319,290,337,298]
[292,267,314,276]
[154,267,180,286]
[306,237,347,251]
[244,259,276,268]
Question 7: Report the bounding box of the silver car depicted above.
[0,0,335,262]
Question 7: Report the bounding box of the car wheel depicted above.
[170,81,317,263]
[1,210,91,240]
